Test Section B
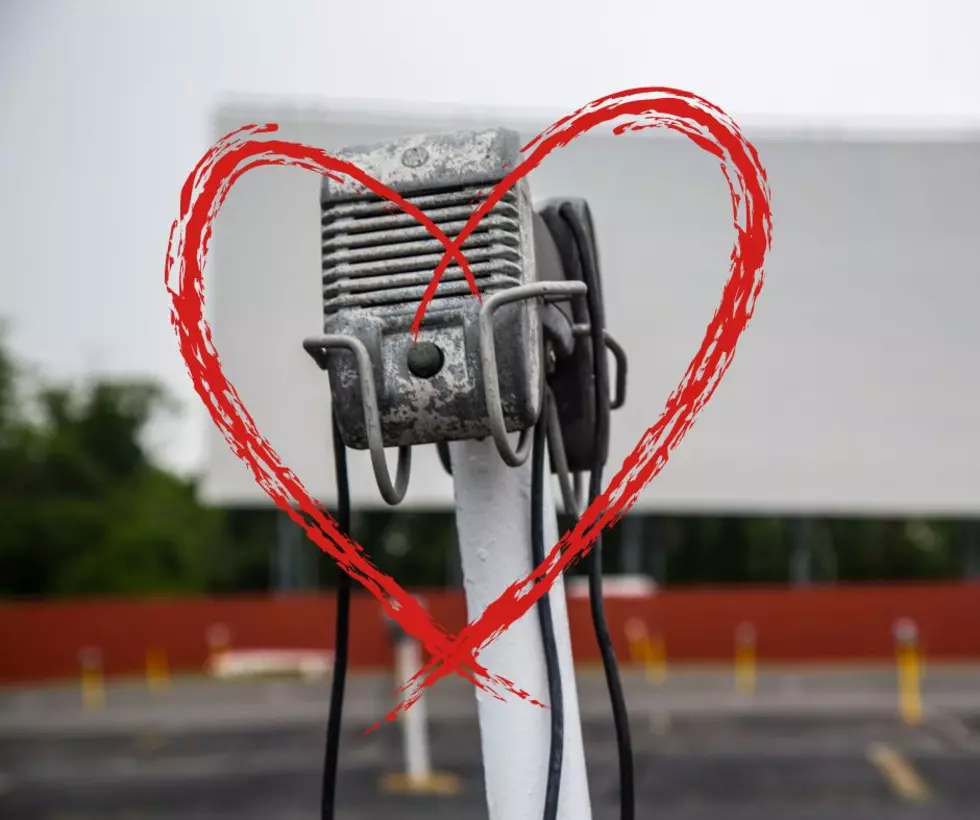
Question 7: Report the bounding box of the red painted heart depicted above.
[165,87,772,729]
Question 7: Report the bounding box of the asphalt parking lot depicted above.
[1,669,979,819]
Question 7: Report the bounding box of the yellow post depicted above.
[647,631,667,684]
[146,647,171,694]
[734,622,757,696]
[894,619,923,725]
[625,618,668,684]
[79,647,105,711]
[624,618,647,666]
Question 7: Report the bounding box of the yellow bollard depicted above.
[893,619,923,725]
[79,647,105,710]
[145,647,171,694]
[647,632,667,685]
[734,622,757,696]
[625,618,667,685]
[624,618,648,666]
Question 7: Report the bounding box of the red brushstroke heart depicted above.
[165,87,772,729]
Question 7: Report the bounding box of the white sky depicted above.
[2,0,979,475]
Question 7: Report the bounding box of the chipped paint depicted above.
[318,129,541,452]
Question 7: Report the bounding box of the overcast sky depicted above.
[2,0,979,475]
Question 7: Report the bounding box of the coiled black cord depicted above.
[532,388,564,820]
[565,204,635,820]
[320,415,351,820]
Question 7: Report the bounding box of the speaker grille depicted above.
[321,187,523,315]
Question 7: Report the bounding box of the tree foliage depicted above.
[0,331,226,597]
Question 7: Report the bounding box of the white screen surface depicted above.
[201,104,980,515]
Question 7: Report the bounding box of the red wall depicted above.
[1,582,978,683]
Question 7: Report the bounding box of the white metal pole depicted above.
[449,435,593,820]
[395,635,433,782]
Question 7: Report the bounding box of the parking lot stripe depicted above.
[930,714,980,752]
[867,742,930,803]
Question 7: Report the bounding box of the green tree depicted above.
[0,331,229,598]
